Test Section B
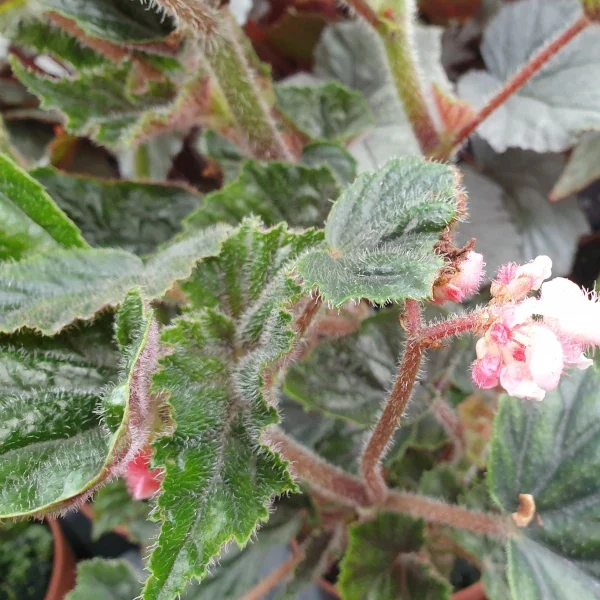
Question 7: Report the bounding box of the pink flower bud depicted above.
[124,447,162,500]
[433,251,484,304]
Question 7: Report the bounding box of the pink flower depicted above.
[534,277,600,348]
[433,251,484,304]
[491,255,552,301]
[124,448,162,500]
[470,257,595,401]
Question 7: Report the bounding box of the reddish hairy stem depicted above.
[360,339,424,500]
[404,298,422,333]
[360,306,482,499]
[270,429,510,538]
[343,0,441,154]
[241,551,305,600]
[267,429,371,507]
[383,492,510,538]
[438,13,590,159]
[416,311,481,346]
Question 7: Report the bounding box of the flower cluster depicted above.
[472,256,598,401]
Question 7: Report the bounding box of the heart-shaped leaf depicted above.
[338,512,451,600]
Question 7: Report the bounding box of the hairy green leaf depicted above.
[0,291,158,517]
[338,512,451,600]
[0,225,230,334]
[458,0,600,152]
[300,141,357,186]
[0,153,87,260]
[32,167,204,255]
[187,506,302,599]
[489,368,600,600]
[13,20,105,70]
[551,132,600,200]
[275,81,374,142]
[296,157,460,306]
[143,221,322,599]
[40,0,175,43]
[11,59,175,147]
[67,559,141,600]
[185,161,339,231]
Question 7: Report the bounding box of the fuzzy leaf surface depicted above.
[338,512,451,600]
[67,559,141,600]
[11,60,175,147]
[13,20,105,70]
[185,161,339,230]
[458,0,600,152]
[0,153,87,260]
[285,310,425,425]
[0,291,158,517]
[32,167,204,255]
[489,368,600,599]
[275,81,374,141]
[143,221,322,599]
[300,141,357,186]
[40,0,175,43]
[0,225,230,334]
[296,158,460,306]
[186,507,302,599]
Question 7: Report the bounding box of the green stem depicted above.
[376,1,440,154]
[205,9,295,161]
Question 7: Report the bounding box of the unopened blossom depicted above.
[433,251,485,304]
[472,256,595,401]
[124,447,162,500]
